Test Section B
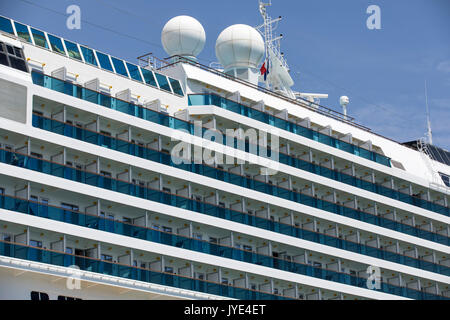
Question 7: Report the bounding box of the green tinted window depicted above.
[80,46,97,66]
[126,62,142,82]
[141,68,157,87]
[154,73,171,92]
[47,34,65,55]
[96,51,113,72]
[14,22,31,43]
[64,40,81,60]
[168,78,183,96]
[0,16,14,35]
[111,57,128,77]
[30,28,49,49]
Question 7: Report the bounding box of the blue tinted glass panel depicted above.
[441,173,450,187]
[111,57,128,77]
[14,22,31,43]
[0,17,14,35]
[30,28,48,49]
[154,73,171,92]
[64,40,81,60]
[141,68,157,87]
[126,62,142,82]
[47,34,65,55]
[96,51,113,72]
[168,78,183,96]
[80,46,97,66]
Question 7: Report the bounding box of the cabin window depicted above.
[58,295,82,301]
[193,233,202,240]
[61,203,79,212]
[101,254,112,261]
[29,240,42,248]
[122,217,132,223]
[100,170,111,177]
[164,266,174,273]
[30,291,49,301]
[209,237,218,244]
[0,42,28,72]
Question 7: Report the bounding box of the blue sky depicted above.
[1,0,449,148]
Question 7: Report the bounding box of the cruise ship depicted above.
[0,1,449,301]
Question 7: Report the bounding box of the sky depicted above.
[1,0,449,149]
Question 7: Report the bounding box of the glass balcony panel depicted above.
[47,34,66,55]
[188,94,391,167]
[80,46,97,66]
[14,22,32,43]
[23,143,445,280]
[154,73,171,92]
[95,51,113,72]
[168,78,184,96]
[30,28,49,49]
[140,68,157,87]
[64,40,82,61]
[111,57,129,77]
[0,16,14,35]
[126,62,143,82]
[29,74,449,230]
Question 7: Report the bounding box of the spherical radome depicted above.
[340,96,349,106]
[161,16,206,58]
[215,24,265,70]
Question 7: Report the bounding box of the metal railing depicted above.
[158,55,369,126]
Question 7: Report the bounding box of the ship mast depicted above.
[256,1,295,98]
[425,80,433,145]
[257,1,287,73]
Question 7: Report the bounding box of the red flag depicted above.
[260,62,266,75]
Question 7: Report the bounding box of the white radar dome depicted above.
[215,24,265,71]
[340,96,349,106]
[161,16,206,58]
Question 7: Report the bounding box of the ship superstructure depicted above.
[0,3,449,300]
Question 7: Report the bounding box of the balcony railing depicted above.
[29,116,450,246]
[0,240,291,300]
[29,72,449,219]
[1,193,449,281]
[188,94,391,167]
[0,147,448,254]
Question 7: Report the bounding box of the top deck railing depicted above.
[152,54,375,130]
[137,52,172,71]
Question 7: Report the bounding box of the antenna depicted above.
[255,1,296,98]
[425,80,433,145]
[256,1,288,71]
[340,96,349,120]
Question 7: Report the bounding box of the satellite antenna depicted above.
[425,80,433,145]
